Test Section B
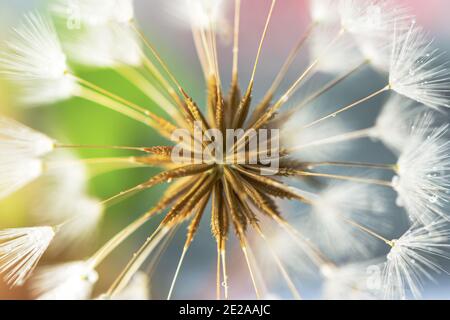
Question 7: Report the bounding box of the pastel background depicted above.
[0,0,449,299]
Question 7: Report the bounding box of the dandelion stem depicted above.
[115,67,185,125]
[268,22,317,97]
[249,28,345,131]
[107,225,170,297]
[130,21,185,95]
[55,143,147,152]
[216,242,222,300]
[273,216,331,267]
[303,161,396,171]
[249,0,277,86]
[285,128,374,154]
[76,86,175,139]
[221,244,229,300]
[241,245,261,299]
[167,246,188,300]
[292,170,393,187]
[254,224,302,300]
[275,60,369,124]
[301,85,390,130]
[232,0,241,79]
[343,218,394,247]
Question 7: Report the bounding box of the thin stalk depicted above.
[301,85,390,130]
[293,170,393,187]
[285,128,375,154]
[303,161,396,171]
[275,60,369,124]
[107,225,170,297]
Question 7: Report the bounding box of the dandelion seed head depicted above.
[321,262,378,300]
[32,261,98,300]
[0,227,55,287]
[308,0,340,24]
[394,114,450,223]
[382,220,450,299]
[309,25,363,74]
[65,24,142,67]
[0,158,44,200]
[304,182,388,259]
[0,13,77,104]
[0,116,54,158]
[53,0,134,26]
[389,24,450,109]
[339,0,405,38]
[372,94,423,154]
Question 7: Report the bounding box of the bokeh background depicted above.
[0,0,450,300]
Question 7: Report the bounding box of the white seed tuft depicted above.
[0,116,54,158]
[0,13,77,104]
[389,23,450,109]
[382,220,450,300]
[393,114,450,223]
[64,24,142,68]
[32,261,98,300]
[372,94,424,154]
[52,0,134,26]
[0,227,55,287]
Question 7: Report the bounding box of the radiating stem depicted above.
[232,0,241,79]
[107,225,170,297]
[275,60,369,124]
[293,170,393,187]
[130,21,184,94]
[286,128,375,154]
[55,143,147,152]
[221,244,229,300]
[343,218,394,247]
[167,246,188,300]
[241,245,261,299]
[254,225,302,300]
[249,0,277,86]
[116,67,185,125]
[301,85,390,130]
[303,161,396,171]
[267,22,317,98]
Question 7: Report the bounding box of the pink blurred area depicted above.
[397,0,450,32]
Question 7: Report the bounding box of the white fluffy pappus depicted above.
[166,0,227,32]
[308,0,340,25]
[0,117,55,200]
[389,23,450,109]
[0,13,78,104]
[32,260,98,300]
[65,24,142,68]
[53,197,104,252]
[31,153,103,251]
[320,262,380,300]
[339,0,410,72]
[371,94,424,154]
[101,271,150,300]
[381,220,450,300]
[309,25,363,75]
[282,101,355,161]
[0,158,44,200]
[0,116,54,158]
[301,182,390,259]
[393,114,450,224]
[339,0,409,39]
[0,227,55,287]
[52,0,134,26]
